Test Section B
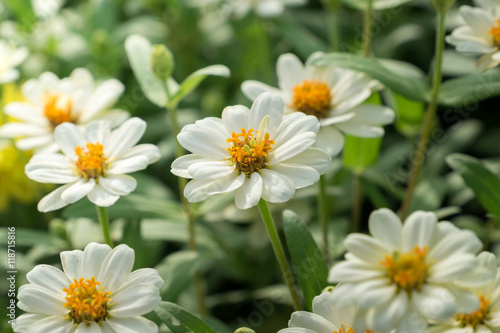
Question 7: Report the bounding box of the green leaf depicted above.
[446,154,500,220]
[283,210,328,311]
[125,34,167,107]
[169,65,230,106]
[341,0,412,10]
[3,0,36,31]
[313,53,430,102]
[62,194,186,222]
[390,92,425,137]
[155,302,217,333]
[0,228,68,248]
[275,19,329,59]
[342,135,382,173]
[439,70,500,106]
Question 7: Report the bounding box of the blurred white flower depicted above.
[329,208,488,333]
[232,0,308,18]
[447,3,500,71]
[0,39,28,84]
[25,118,160,212]
[242,52,394,157]
[171,92,331,209]
[14,242,163,333]
[0,68,128,152]
[31,0,64,19]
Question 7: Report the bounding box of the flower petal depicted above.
[269,163,319,188]
[38,184,73,212]
[188,161,236,180]
[270,132,316,165]
[98,175,137,196]
[12,313,47,333]
[428,230,482,262]
[369,291,408,332]
[18,284,67,315]
[84,120,110,144]
[412,285,457,321]
[345,233,390,263]
[79,79,124,123]
[97,244,135,291]
[334,123,385,138]
[277,53,306,93]
[273,113,319,148]
[75,321,102,333]
[61,178,96,204]
[314,126,344,157]
[55,122,85,158]
[177,120,228,159]
[171,154,210,178]
[110,283,160,317]
[107,155,150,175]
[119,144,160,164]
[235,172,263,209]
[81,242,112,280]
[283,147,332,175]
[118,268,164,291]
[249,92,284,138]
[87,184,120,207]
[260,169,295,203]
[402,211,437,252]
[60,249,84,281]
[20,315,73,333]
[26,265,71,296]
[428,253,477,283]
[368,208,403,252]
[241,80,282,101]
[288,311,337,332]
[105,316,158,333]
[222,104,250,134]
[106,118,146,160]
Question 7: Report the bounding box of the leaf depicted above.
[155,302,217,333]
[283,210,328,311]
[439,70,500,106]
[275,19,329,59]
[446,154,500,220]
[341,0,412,10]
[169,65,230,106]
[0,228,67,248]
[313,53,430,102]
[342,135,382,173]
[390,92,425,137]
[125,34,167,107]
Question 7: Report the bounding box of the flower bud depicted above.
[234,328,256,333]
[150,44,174,80]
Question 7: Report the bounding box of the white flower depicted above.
[0,68,128,152]
[25,117,161,212]
[14,242,163,333]
[242,52,394,157]
[171,92,331,210]
[328,208,486,333]
[427,252,500,333]
[226,0,308,19]
[0,39,28,84]
[447,2,500,71]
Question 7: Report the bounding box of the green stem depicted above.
[318,175,330,263]
[257,199,302,311]
[350,173,362,233]
[399,12,446,219]
[321,0,341,51]
[96,206,112,247]
[362,0,374,57]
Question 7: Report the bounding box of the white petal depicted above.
[105,316,158,333]
[0,122,49,137]
[260,169,295,203]
[353,279,397,308]
[87,184,120,207]
[396,310,428,333]
[273,113,319,148]
[314,126,344,157]
[428,253,477,282]
[369,292,408,332]
[235,172,263,209]
[455,290,481,313]
[55,122,85,158]
[81,242,112,280]
[38,184,72,212]
[22,315,73,333]
[61,178,96,204]
[334,123,385,137]
[428,230,482,262]
[328,260,384,283]
[177,120,228,159]
[201,171,246,195]
[368,208,402,252]
[171,154,210,178]
[12,313,47,333]
[345,233,390,262]
[119,144,160,164]
[27,168,79,184]
[249,92,284,138]
[319,112,356,127]
[241,80,281,101]
[222,104,250,134]
[99,175,137,196]
[3,102,46,125]
[460,6,494,37]
[75,321,102,333]
[106,118,145,160]
[347,104,395,125]
[107,155,150,175]
[288,311,337,332]
[311,292,341,326]
[283,147,332,175]
[270,132,316,165]
[79,79,124,123]
[26,265,71,296]
[84,120,110,144]
[97,244,135,291]
[412,285,457,321]
[188,161,236,180]
[477,52,500,71]
[118,268,164,291]
[60,249,84,281]
[16,134,54,151]
[277,53,306,92]
[110,283,160,317]
[17,284,67,315]
[269,164,319,188]
[402,211,437,252]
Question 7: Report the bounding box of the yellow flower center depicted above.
[62,276,111,324]
[333,327,377,333]
[292,80,332,118]
[226,128,274,175]
[490,19,500,48]
[456,295,491,328]
[44,94,74,128]
[74,142,108,180]
[380,246,429,293]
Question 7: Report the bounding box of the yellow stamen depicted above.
[74,142,108,180]
[44,95,74,128]
[226,127,274,175]
[380,246,429,293]
[292,80,332,118]
[62,276,111,324]
[456,295,491,328]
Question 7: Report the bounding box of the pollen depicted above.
[74,142,108,180]
[489,19,500,48]
[380,246,429,293]
[456,295,491,328]
[226,128,274,175]
[292,80,332,119]
[44,94,74,128]
[62,276,111,324]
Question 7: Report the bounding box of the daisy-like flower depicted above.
[0,39,28,84]
[14,242,163,333]
[171,92,331,210]
[242,52,394,156]
[329,208,486,333]
[447,2,500,71]
[25,117,160,212]
[427,251,500,333]
[0,68,128,152]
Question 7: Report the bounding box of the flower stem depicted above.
[399,11,446,219]
[96,205,112,247]
[318,175,330,262]
[257,199,302,311]
[350,173,362,233]
[321,0,341,51]
[362,0,374,57]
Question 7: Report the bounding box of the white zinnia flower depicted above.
[25,117,160,212]
[427,251,500,333]
[329,208,486,333]
[0,68,128,152]
[171,92,331,210]
[0,39,28,84]
[14,242,163,333]
[242,52,394,157]
[447,2,500,71]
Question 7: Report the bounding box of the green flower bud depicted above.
[234,328,256,333]
[322,285,335,293]
[430,0,455,13]
[150,44,174,80]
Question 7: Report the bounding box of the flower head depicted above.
[329,208,485,333]
[171,92,331,209]
[447,3,500,71]
[14,242,163,333]
[25,117,161,212]
[242,52,394,156]
[0,39,28,84]
[0,68,129,152]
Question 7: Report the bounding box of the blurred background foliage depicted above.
[1,0,500,332]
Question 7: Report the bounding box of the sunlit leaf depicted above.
[342,136,382,173]
[155,302,217,333]
[439,70,500,106]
